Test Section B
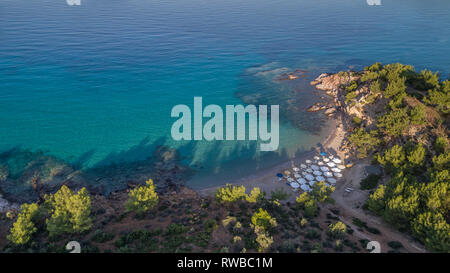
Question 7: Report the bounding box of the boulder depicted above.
[324,107,336,116]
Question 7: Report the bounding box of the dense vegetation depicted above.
[6,185,92,246]
[2,180,371,253]
[346,62,449,252]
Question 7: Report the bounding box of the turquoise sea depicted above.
[1,0,450,189]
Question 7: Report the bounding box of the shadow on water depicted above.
[0,124,322,203]
[0,62,335,203]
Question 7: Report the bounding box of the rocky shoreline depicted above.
[309,71,390,129]
[0,145,192,206]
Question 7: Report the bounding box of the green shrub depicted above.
[305,229,321,240]
[360,174,381,190]
[165,223,188,235]
[91,229,115,243]
[345,91,358,102]
[410,104,427,125]
[346,81,358,92]
[370,80,383,93]
[365,62,383,72]
[352,218,368,229]
[352,116,362,126]
[270,188,291,201]
[203,219,218,234]
[366,226,381,235]
[361,71,379,82]
[327,221,347,239]
[388,241,403,249]
[434,136,447,154]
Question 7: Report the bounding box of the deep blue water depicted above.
[1,0,449,188]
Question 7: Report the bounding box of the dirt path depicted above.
[329,162,427,253]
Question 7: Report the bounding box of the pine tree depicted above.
[377,108,410,138]
[246,187,264,203]
[407,143,426,169]
[412,212,450,252]
[348,128,380,158]
[126,179,159,213]
[251,208,277,231]
[366,185,386,215]
[45,185,92,237]
[327,221,347,238]
[378,145,406,174]
[7,203,40,245]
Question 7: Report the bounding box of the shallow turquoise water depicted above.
[1,0,449,188]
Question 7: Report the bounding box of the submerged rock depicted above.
[0,146,193,203]
[0,193,19,213]
[307,102,330,112]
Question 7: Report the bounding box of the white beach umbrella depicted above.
[287,177,294,182]
[311,165,319,170]
[332,158,342,164]
[327,178,337,184]
[305,159,312,164]
[294,173,301,178]
[309,180,316,186]
[305,174,315,181]
[335,173,343,178]
[306,168,313,173]
[297,178,307,184]
[313,156,320,160]
[301,184,310,191]
[332,168,341,173]
[327,162,336,167]
[323,158,330,162]
[329,155,334,159]
[302,171,308,176]
[320,166,330,172]
[293,167,300,172]
[313,171,322,176]
[338,165,346,170]
[290,182,300,189]
[318,161,324,166]
[324,171,333,177]
[316,176,325,182]
[300,164,307,169]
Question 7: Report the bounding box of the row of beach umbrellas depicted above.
[277,153,345,192]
